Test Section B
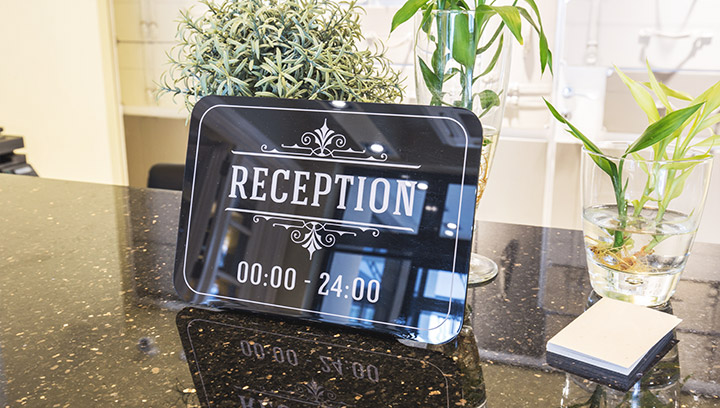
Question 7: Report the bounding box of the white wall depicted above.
[110,0,720,244]
[0,0,127,185]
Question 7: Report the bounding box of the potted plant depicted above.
[159,0,403,112]
[546,62,719,306]
[391,0,552,283]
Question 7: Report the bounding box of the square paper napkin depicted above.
[546,297,681,390]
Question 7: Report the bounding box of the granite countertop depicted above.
[1,174,718,407]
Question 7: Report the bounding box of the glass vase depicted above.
[581,144,713,306]
[414,9,512,284]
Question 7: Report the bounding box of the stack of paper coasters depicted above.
[546,297,681,391]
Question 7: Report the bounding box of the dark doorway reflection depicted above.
[175,307,486,407]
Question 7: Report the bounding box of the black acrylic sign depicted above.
[174,96,483,344]
[176,307,485,407]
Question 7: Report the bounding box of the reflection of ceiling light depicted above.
[443,230,454,237]
[446,222,457,230]
[369,143,384,153]
[417,182,428,190]
[331,100,347,108]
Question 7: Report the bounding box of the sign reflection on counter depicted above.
[174,96,483,343]
[175,307,470,407]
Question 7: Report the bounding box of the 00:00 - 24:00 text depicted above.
[236,261,381,304]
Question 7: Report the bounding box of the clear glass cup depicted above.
[581,144,713,306]
[414,10,512,284]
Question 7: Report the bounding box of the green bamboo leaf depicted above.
[478,89,500,109]
[667,168,696,202]
[474,6,495,44]
[545,99,599,152]
[455,0,471,10]
[391,0,429,32]
[451,12,475,67]
[692,133,720,149]
[615,66,660,123]
[418,57,441,94]
[517,7,539,33]
[544,99,617,177]
[625,103,704,154]
[431,48,441,75]
[518,6,552,74]
[645,60,671,111]
[420,4,435,34]
[522,0,543,24]
[702,80,720,114]
[660,154,712,171]
[539,31,552,74]
[476,19,503,54]
[477,5,523,44]
[475,34,504,78]
[697,112,720,133]
[444,67,461,82]
[641,82,693,101]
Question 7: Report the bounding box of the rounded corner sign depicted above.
[173,96,483,344]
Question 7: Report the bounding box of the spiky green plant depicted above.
[159,0,403,112]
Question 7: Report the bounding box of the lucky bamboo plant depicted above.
[546,62,720,274]
[391,0,552,115]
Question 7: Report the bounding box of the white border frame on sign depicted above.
[182,104,472,333]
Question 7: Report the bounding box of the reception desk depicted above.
[1,174,718,406]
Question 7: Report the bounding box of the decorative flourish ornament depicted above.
[261,118,389,163]
[253,215,379,260]
[295,379,339,406]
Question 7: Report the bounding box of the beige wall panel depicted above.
[123,116,188,187]
[0,0,125,185]
[477,139,547,226]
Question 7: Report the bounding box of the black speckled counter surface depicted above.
[1,174,718,407]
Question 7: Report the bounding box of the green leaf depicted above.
[444,67,461,82]
[418,56,441,94]
[625,103,704,154]
[691,80,720,118]
[645,60,671,111]
[697,112,720,133]
[615,66,660,123]
[475,34,504,78]
[692,133,720,149]
[431,48,441,75]
[518,6,552,74]
[455,0,471,10]
[478,5,523,45]
[391,0,428,32]
[538,27,552,74]
[478,89,500,109]
[473,7,494,45]
[544,99,617,177]
[702,80,720,114]
[667,168,696,202]
[641,82,693,101]
[476,20,504,54]
[420,4,435,34]
[517,7,539,33]
[522,0,543,24]
[451,12,475,67]
[660,154,712,171]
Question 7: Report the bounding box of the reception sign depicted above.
[174,96,483,343]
